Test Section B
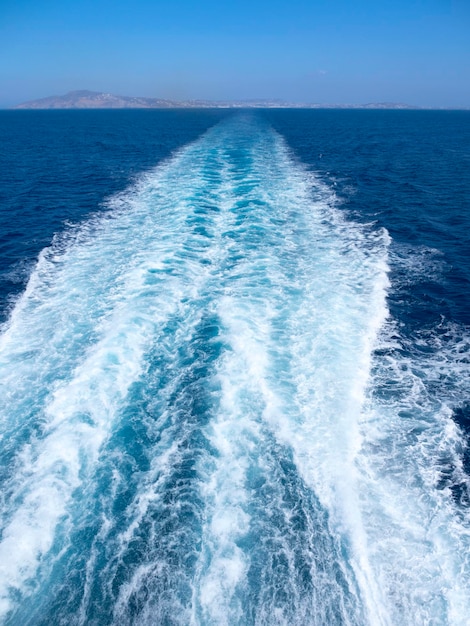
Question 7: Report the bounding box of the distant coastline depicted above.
[11,90,430,110]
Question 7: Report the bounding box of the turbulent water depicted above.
[0,111,469,625]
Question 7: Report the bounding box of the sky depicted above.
[0,0,469,107]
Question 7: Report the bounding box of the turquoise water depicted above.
[0,111,469,625]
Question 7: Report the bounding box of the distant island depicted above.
[13,90,420,110]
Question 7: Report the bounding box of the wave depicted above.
[0,115,468,625]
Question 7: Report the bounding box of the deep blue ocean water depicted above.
[0,109,469,625]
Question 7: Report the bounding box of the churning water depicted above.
[0,111,469,625]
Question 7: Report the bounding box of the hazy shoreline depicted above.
[11,89,431,110]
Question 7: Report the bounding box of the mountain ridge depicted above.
[12,90,421,110]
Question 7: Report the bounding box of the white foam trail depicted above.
[0,127,233,618]
[354,317,470,625]
[178,120,470,625]
[79,137,239,626]
[194,126,392,625]
[284,229,392,626]
[196,302,266,625]
[1,115,468,625]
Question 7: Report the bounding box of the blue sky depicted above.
[0,0,469,107]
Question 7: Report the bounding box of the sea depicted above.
[0,109,469,626]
